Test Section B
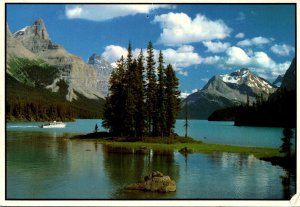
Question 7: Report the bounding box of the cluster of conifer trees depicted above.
[102,41,181,138]
[6,98,74,121]
[234,88,296,128]
[6,75,105,122]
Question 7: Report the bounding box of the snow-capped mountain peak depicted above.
[15,26,29,34]
[220,68,250,84]
[197,68,276,106]
[218,68,274,93]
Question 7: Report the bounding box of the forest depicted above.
[208,88,296,128]
[102,41,181,138]
[6,74,105,122]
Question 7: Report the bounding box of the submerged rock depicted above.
[125,171,176,193]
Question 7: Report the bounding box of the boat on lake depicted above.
[41,121,66,128]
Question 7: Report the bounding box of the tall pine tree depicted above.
[145,41,157,135]
[134,49,146,137]
[156,51,167,137]
[102,56,126,135]
[165,64,181,136]
[103,41,181,138]
[123,42,137,136]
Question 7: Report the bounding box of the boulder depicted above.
[125,171,176,193]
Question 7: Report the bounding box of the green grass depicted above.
[75,135,281,159]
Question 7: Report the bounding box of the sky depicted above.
[6,4,296,97]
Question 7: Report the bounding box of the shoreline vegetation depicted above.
[72,132,294,171]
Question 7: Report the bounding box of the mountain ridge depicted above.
[6,18,112,120]
[7,19,113,102]
[181,68,276,119]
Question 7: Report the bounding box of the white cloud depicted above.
[202,56,222,65]
[203,41,230,53]
[270,44,295,56]
[102,45,128,63]
[178,70,188,76]
[65,5,174,21]
[235,32,245,39]
[223,46,290,79]
[180,91,190,99]
[66,7,82,18]
[153,12,231,45]
[181,88,199,98]
[191,88,198,93]
[101,44,202,76]
[226,46,251,66]
[269,61,291,77]
[163,45,202,69]
[237,36,271,47]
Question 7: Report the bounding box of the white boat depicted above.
[41,121,66,128]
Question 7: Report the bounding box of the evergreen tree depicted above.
[184,98,189,138]
[123,43,137,136]
[135,49,146,137]
[156,51,167,137]
[145,41,157,135]
[102,56,126,135]
[165,64,181,136]
[102,41,181,138]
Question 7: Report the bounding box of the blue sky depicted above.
[6,4,296,97]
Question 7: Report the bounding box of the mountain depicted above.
[281,58,296,91]
[181,68,276,119]
[6,19,110,121]
[272,75,283,87]
[88,54,114,97]
[8,19,106,101]
[234,58,296,127]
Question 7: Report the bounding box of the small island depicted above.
[72,41,294,172]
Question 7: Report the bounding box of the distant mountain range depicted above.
[207,58,296,124]
[180,68,277,119]
[6,19,113,120]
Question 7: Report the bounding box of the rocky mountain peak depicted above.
[281,58,295,91]
[230,68,250,77]
[88,53,103,64]
[88,53,114,96]
[220,68,251,84]
[13,18,60,53]
[182,68,277,119]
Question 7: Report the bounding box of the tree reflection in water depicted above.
[101,145,180,198]
[281,170,296,199]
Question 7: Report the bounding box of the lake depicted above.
[6,119,295,199]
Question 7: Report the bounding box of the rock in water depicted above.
[125,171,176,193]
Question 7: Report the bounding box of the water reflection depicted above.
[281,170,296,199]
[7,132,72,198]
[101,145,180,198]
[7,131,295,199]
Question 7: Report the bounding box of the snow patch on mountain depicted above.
[88,53,114,96]
[183,68,277,119]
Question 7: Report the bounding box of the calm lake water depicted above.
[6,119,296,199]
